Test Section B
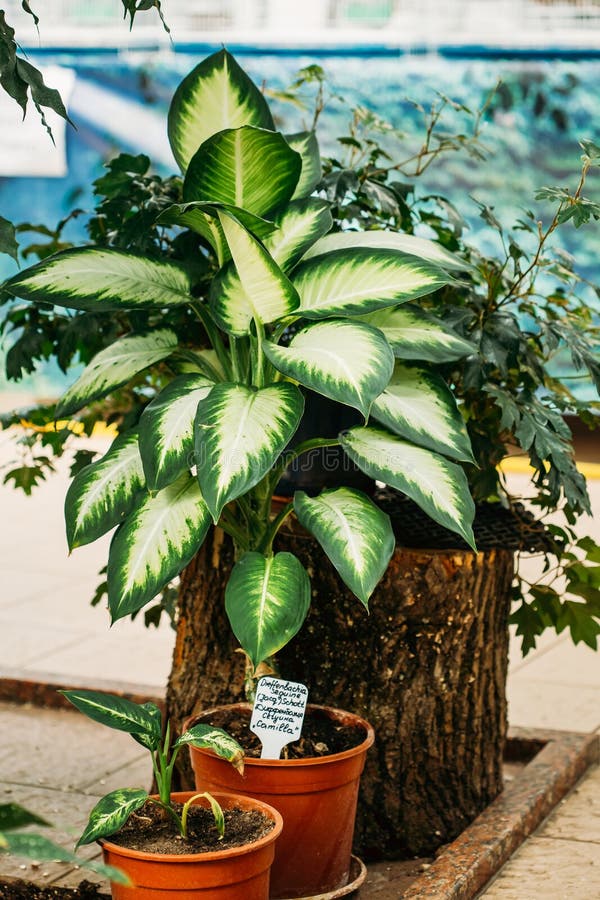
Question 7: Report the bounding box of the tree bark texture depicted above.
[166,526,514,859]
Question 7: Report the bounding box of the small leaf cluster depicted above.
[321,97,600,653]
[62,689,244,846]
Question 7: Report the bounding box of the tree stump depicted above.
[166,524,514,859]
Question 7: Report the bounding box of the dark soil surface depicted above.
[106,801,274,855]
[0,880,108,899]
[200,706,367,759]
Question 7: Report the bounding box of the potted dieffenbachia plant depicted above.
[61,689,282,899]
[2,49,476,675]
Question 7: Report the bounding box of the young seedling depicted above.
[62,689,244,847]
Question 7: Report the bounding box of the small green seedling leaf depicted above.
[181,792,225,840]
[77,789,149,847]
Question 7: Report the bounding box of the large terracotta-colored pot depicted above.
[185,705,374,899]
[100,791,283,899]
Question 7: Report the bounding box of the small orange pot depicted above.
[185,705,374,899]
[100,791,283,900]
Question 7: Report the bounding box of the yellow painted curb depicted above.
[16,419,118,439]
[500,456,600,480]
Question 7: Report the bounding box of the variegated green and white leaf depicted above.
[175,725,245,774]
[168,48,274,173]
[156,201,276,266]
[56,330,178,418]
[263,320,394,417]
[209,199,331,333]
[340,426,476,549]
[363,305,475,363]
[225,551,311,668]
[210,212,300,334]
[371,364,474,463]
[108,474,211,621]
[286,131,322,199]
[65,430,145,550]
[292,248,453,319]
[5,249,191,313]
[139,374,214,491]
[294,488,395,606]
[195,383,304,522]
[265,199,332,271]
[302,230,471,271]
[3,832,130,883]
[183,126,301,218]
[61,690,162,749]
[77,789,149,847]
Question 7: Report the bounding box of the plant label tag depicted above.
[250,676,309,759]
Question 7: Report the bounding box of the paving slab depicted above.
[480,835,600,899]
[0,703,145,791]
[0,622,86,670]
[508,637,600,690]
[506,678,600,733]
[19,627,175,688]
[541,764,600,844]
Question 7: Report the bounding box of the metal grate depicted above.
[375,489,555,552]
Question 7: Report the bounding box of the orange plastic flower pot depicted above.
[185,705,374,899]
[100,791,283,900]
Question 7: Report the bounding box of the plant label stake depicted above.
[250,676,308,759]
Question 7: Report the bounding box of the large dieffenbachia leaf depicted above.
[183,126,301,218]
[263,320,394,417]
[56,330,178,418]
[65,430,145,550]
[108,474,211,620]
[168,48,274,173]
[340,426,476,549]
[195,383,304,522]
[77,789,149,847]
[286,131,322,199]
[210,212,300,334]
[292,248,454,319]
[294,488,395,606]
[302,230,471,271]
[225,551,311,668]
[4,249,191,312]
[138,374,214,491]
[371,364,474,463]
[363,305,475,363]
[61,690,162,750]
[156,201,276,267]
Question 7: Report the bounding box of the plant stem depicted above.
[230,336,243,383]
[147,797,184,835]
[253,318,266,388]
[259,500,294,554]
[218,510,250,550]
[190,302,232,379]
